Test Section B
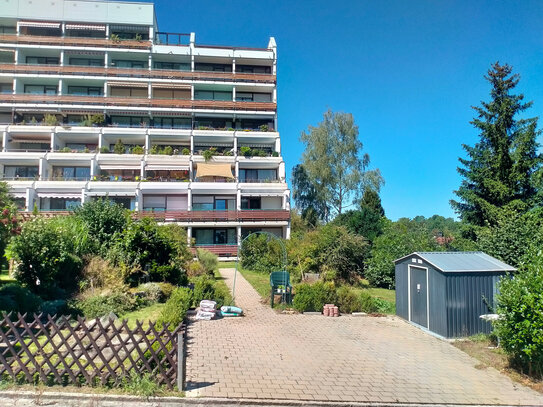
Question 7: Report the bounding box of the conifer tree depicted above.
[451,62,543,226]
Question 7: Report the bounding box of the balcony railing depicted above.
[191,244,238,256]
[155,32,190,46]
[0,63,276,83]
[3,94,277,112]
[0,34,150,49]
[18,209,289,224]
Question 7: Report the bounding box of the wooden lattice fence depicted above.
[0,312,184,389]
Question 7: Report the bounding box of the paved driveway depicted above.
[186,268,542,405]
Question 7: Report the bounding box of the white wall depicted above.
[261,196,281,209]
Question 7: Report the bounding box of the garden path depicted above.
[185,268,543,405]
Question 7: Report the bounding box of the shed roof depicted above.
[394,251,516,273]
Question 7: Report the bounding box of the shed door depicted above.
[410,267,428,328]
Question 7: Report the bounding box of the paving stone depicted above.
[185,268,543,405]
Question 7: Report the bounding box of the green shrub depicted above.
[121,371,160,397]
[136,282,162,303]
[0,283,42,314]
[212,282,232,308]
[196,249,218,274]
[148,263,186,285]
[494,256,543,378]
[187,261,206,277]
[240,146,252,157]
[131,145,144,155]
[39,299,68,316]
[192,275,215,306]
[373,297,395,314]
[100,146,110,153]
[336,286,361,314]
[76,291,139,319]
[292,281,336,312]
[157,282,175,301]
[181,147,190,155]
[162,146,173,155]
[113,139,125,154]
[157,287,192,331]
[240,233,284,273]
[359,291,378,313]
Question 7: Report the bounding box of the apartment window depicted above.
[235,92,272,102]
[145,170,189,182]
[153,88,190,100]
[18,142,50,151]
[100,169,140,181]
[194,90,232,101]
[110,116,149,127]
[110,31,148,41]
[154,61,190,71]
[237,65,271,74]
[13,198,25,210]
[110,87,147,98]
[0,83,12,94]
[48,198,81,210]
[24,85,57,95]
[25,56,59,65]
[69,58,103,67]
[193,228,236,245]
[3,166,38,180]
[236,119,272,130]
[52,166,90,181]
[112,60,146,69]
[241,197,261,210]
[194,63,232,73]
[68,86,103,96]
[153,117,191,129]
[239,169,277,182]
[65,143,97,152]
[192,196,235,211]
[194,118,231,129]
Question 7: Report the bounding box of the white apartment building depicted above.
[0,0,290,258]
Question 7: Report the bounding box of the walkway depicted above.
[185,268,543,405]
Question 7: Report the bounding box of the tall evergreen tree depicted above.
[451,62,543,226]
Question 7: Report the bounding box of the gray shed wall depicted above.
[428,267,447,337]
[445,272,504,338]
[395,262,408,320]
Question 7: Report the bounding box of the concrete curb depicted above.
[0,390,535,407]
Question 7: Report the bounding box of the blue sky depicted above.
[152,0,543,220]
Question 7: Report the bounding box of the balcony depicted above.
[0,34,150,49]
[0,63,276,84]
[191,244,238,257]
[138,209,290,222]
[3,94,277,112]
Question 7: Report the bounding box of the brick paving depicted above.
[185,268,543,405]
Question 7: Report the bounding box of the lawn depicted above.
[218,261,236,269]
[0,268,15,286]
[121,303,165,330]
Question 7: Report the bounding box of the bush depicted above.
[148,263,186,286]
[494,256,543,378]
[0,283,42,314]
[187,261,206,277]
[80,257,125,292]
[292,281,336,312]
[373,297,395,314]
[114,139,125,154]
[76,291,139,319]
[359,291,378,313]
[240,233,284,273]
[192,275,216,306]
[9,218,83,299]
[196,249,218,275]
[336,286,361,314]
[39,299,69,316]
[157,287,193,331]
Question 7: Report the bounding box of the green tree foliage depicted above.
[196,248,218,274]
[9,218,83,298]
[366,218,442,288]
[298,109,383,219]
[157,287,193,331]
[451,62,543,226]
[291,164,326,224]
[288,224,369,283]
[240,233,285,273]
[360,188,384,216]
[476,206,543,268]
[0,283,42,314]
[109,217,186,286]
[0,182,19,263]
[494,255,543,378]
[73,198,129,254]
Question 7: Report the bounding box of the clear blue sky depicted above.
[152,0,543,220]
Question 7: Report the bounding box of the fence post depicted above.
[177,331,186,390]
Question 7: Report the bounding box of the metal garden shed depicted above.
[394,251,516,338]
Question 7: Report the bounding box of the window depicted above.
[24,85,57,95]
[237,65,272,74]
[235,92,272,102]
[192,196,235,211]
[48,198,81,210]
[110,87,147,98]
[68,86,103,96]
[18,142,50,151]
[153,88,190,100]
[194,90,232,101]
[154,61,190,71]
[52,166,90,181]
[25,56,59,65]
[110,116,149,127]
[3,166,38,180]
[112,60,146,69]
[69,58,103,67]
[0,83,12,94]
[236,119,272,130]
[145,170,189,181]
[193,228,236,245]
[65,143,97,152]
[153,117,191,129]
[194,63,232,73]
[241,197,261,210]
[100,169,140,181]
[239,169,277,183]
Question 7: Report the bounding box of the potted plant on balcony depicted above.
[202,147,216,162]
[131,145,144,155]
[43,114,58,127]
[181,147,190,155]
[110,33,121,43]
[135,33,143,42]
[259,124,269,132]
[100,146,110,154]
[240,146,252,157]
[162,146,173,155]
[149,145,159,155]
[113,139,125,155]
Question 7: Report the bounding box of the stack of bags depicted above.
[195,300,217,320]
[220,305,243,317]
[323,304,339,317]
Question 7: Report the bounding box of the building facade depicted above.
[0,0,290,258]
